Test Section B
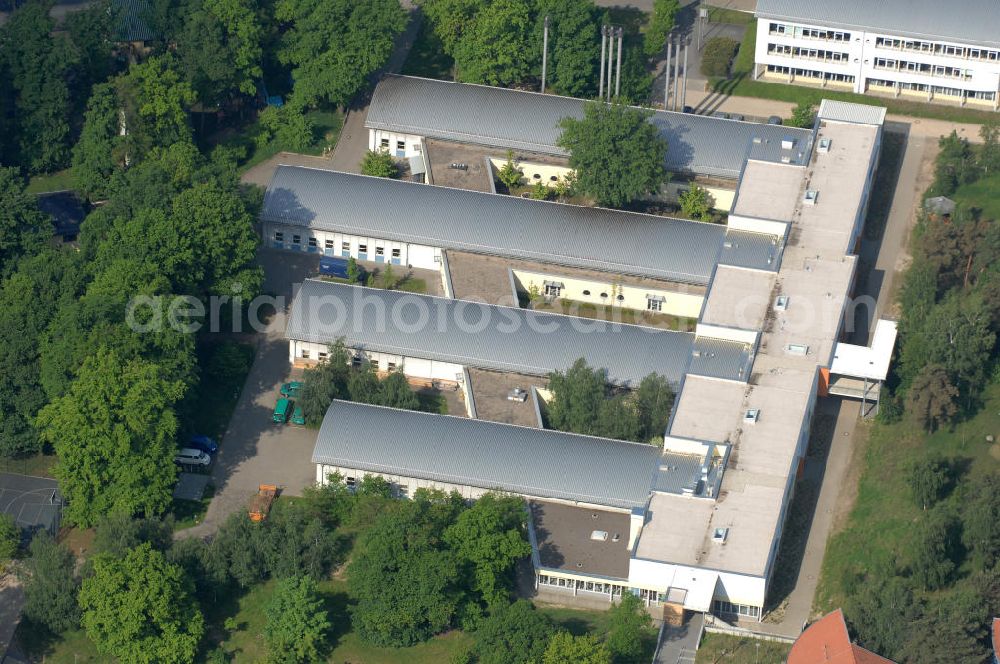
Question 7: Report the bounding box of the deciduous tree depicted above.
[905,364,959,432]
[644,0,680,57]
[961,473,1000,570]
[679,184,714,221]
[264,575,331,664]
[37,350,184,527]
[79,543,204,664]
[543,632,612,664]
[787,99,817,129]
[20,531,81,634]
[360,149,398,178]
[558,101,667,207]
[444,493,531,607]
[905,454,953,510]
[909,506,961,591]
[535,0,598,97]
[473,600,554,664]
[606,592,651,661]
[276,0,406,109]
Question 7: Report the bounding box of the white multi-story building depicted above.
[753,0,1000,110]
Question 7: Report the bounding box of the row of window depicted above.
[866,78,997,100]
[769,23,850,42]
[765,64,855,83]
[273,231,402,259]
[541,283,664,310]
[873,58,973,80]
[712,600,761,619]
[379,137,421,154]
[300,349,399,374]
[537,575,627,597]
[875,37,1000,61]
[767,43,848,63]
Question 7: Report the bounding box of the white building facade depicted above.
[754,2,1000,109]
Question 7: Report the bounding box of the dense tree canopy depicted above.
[276,0,406,109]
[0,1,78,172]
[79,543,204,664]
[444,493,531,607]
[473,599,554,664]
[348,494,466,646]
[178,0,263,105]
[558,101,667,207]
[543,632,612,664]
[20,532,81,634]
[535,0,598,97]
[38,350,184,526]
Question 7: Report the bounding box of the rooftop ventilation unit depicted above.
[818,138,832,153]
[780,155,792,164]
[803,190,819,206]
[743,408,760,424]
[786,343,809,356]
[774,295,789,310]
[590,530,609,542]
[781,137,796,150]
[611,533,621,543]
[712,527,729,543]
[752,136,762,144]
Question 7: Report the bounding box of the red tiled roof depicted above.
[992,618,1000,662]
[788,610,895,664]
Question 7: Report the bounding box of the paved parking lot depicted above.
[179,251,322,539]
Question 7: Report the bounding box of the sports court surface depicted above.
[0,473,61,538]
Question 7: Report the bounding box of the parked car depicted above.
[767,115,783,125]
[291,405,306,426]
[280,381,303,398]
[273,397,292,423]
[175,448,211,467]
[188,434,218,455]
[730,113,745,122]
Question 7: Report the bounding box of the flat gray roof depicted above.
[313,401,660,510]
[756,0,1000,49]
[529,501,631,579]
[263,166,726,285]
[286,280,700,386]
[366,75,814,180]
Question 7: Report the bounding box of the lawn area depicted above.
[25,168,75,194]
[318,269,428,294]
[695,632,792,664]
[401,19,454,80]
[0,451,57,477]
[717,20,998,125]
[953,172,1000,222]
[815,381,1000,612]
[213,578,475,663]
[706,6,755,25]
[170,483,215,531]
[222,108,344,176]
[531,298,696,331]
[537,604,658,660]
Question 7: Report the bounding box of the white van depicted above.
[175,448,211,467]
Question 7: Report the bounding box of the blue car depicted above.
[188,435,218,455]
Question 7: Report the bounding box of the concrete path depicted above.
[654,613,703,664]
[0,572,24,663]
[755,398,860,639]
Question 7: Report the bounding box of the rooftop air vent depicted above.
[744,408,760,424]
[803,190,819,206]
[781,155,792,164]
[781,137,796,150]
[712,527,729,543]
[590,530,609,542]
[752,136,763,145]
[774,295,789,311]
[818,138,832,153]
[611,533,621,543]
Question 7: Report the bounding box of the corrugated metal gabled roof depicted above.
[285,280,700,386]
[262,166,727,285]
[818,100,887,126]
[365,75,814,179]
[312,400,660,510]
[755,0,1000,49]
